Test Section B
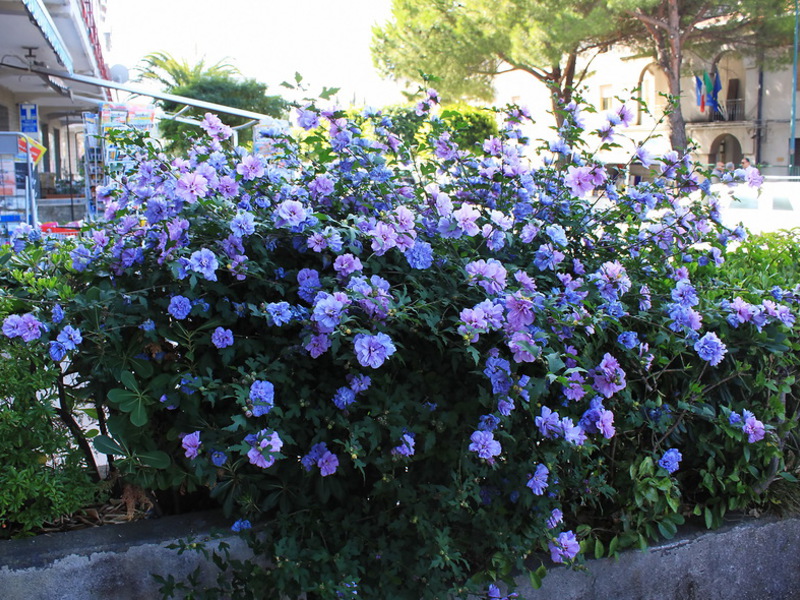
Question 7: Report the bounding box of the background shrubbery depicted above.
[1,94,799,599]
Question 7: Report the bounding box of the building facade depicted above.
[0,0,110,221]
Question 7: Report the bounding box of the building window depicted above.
[0,105,9,131]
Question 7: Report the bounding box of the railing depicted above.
[688,99,746,123]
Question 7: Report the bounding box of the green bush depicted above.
[0,339,100,537]
[1,97,799,598]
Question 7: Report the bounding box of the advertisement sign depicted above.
[16,136,46,166]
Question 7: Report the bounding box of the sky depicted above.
[104,0,408,108]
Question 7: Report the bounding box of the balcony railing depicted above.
[689,99,746,123]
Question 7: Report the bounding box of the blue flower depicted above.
[49,341,66,362]
[249,380,275,416]
[405,240,434,269]
[332,386,356,409]
[617,331,639,349]
[231,519,251,532]
[694,332,727,366]
[56,325,82,351]
[211,451,227,467]
[658,448,682,474]
[211,327,234,349]
[188,248,219,281]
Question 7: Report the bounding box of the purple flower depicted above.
[672,280,699,307]
[536,406,561,438]
[249,380,275,416]
[306,333,331,358]
[236,155,265,181]
[176,172,208,203]
[591,353,627,398]
[526,464,549,495]
[309,175,335,198]
[168,295,192,320]
[546,508,563,529]
[353,332,397,369]
[333,254,363,277]
[211,451,227,467]
[211,327,234,349]
[348,373,372,393]
[596,409,616,439]
[18,314,44,342]
[658,448,682,474]
[694,332,727,366]
[297,108,319,130]
[564,165,595,197]
[742,413,765,443]
[465,259,507,294]
[549,531,580,563]
[188,248,219,281]
[182,431,202,460]
[266,302,292,326]
[247,430,283,469]
[617,331,639,350]
[468,430,501,460]
[318,451,339,476]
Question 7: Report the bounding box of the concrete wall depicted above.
[1,513,799,600]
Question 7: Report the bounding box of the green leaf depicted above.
[120,370,138,391]
[608,536,619,556]
[546,352,565,374]
[137,450,171,469]
[129,402,149,427]
[108,388,139,405]
[594,538,605,559]
[94,435,126,456]
[779,472,799,483]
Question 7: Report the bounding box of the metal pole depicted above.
[790,0,799,173]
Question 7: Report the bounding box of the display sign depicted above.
[19,103,38,134]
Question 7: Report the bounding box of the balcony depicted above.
[688,99,746,123]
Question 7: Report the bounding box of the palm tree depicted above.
[133,51,240,89]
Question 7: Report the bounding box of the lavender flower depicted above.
[469,430,501,460]
[353,333,396,369]
[526,464,549,495]
[548,530,580,563]
[182,431,201,460]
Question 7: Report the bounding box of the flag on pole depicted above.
[695,76,705,112]
[703,71,715,113]
[711,68,723,115]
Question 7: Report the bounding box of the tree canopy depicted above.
[373,0,793,148]
[372,0,624,117]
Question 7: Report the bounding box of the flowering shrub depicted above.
[2,95,800,598]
